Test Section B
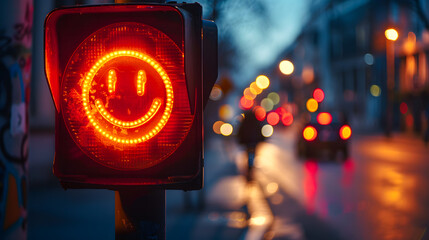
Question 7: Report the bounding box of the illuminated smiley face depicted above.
[82,50,173,144]
[60,22,194,170]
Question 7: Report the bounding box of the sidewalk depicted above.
[27,132,250,240]
[165,136,249,240]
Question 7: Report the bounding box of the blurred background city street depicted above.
[1,0,429,239]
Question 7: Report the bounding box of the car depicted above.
[297,111,351,160]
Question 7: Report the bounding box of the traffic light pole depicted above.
[112,0,167,236]
[115,189,165,240]
[112,1,166,238]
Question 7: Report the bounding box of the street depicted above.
[252,127,429,240]
[27,124,429,240]
[27,126,429,240]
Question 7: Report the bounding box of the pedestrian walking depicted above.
[237,110,265,181]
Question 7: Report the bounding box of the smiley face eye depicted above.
[108,69,117,93]
[137,70,146,96]
[107,69,146,96]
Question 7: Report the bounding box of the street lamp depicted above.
[385,28,399,41]
[384,27,398,137]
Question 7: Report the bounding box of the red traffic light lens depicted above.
[57,21,193,170]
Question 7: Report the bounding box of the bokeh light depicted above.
[275,106,287,116]
[244,87,257,99]
[281,112,293,126]
[250,82,263,94]
[266,182,279,194]
[279,60,294,75]
[240,96,254,110]
[364,53,374,65]
[267,92,280,105]
[306,98,318,112]
[302,66,314,84]
[400,102,408,114]
[317,112,332,125]
[209,84,223,101]
[261,124,274,137]
[385,28,399,41]
[406,114,413,128]
[313,88,325,103]
[220,123,233,136]
[339,125,352,140]
[256,75,270,89]
[261,98,274,111]
[303,126,317,141]
[219,104,234,121]
[213,120,224,134]
[267,112,280,125]
[370,85,381,97]
[254,106,267,121]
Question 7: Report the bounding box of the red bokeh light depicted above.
[240,96,254,110]
[313,88,325,103]
[254,106,266,121]
[400,102,408,114]
[275,107,287,116]
[267,112,280,125]
[406,114,413,128]
[281,112,293,126]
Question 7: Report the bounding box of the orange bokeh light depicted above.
[303,126,317,141]
[213,120,224,134]
[240,96,254,110]
[306,98,318,112]
[317,112,332,125]
[250,82,263,94]
[254,106,267,121]
[244,87,257,99]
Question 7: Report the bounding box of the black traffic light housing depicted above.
[44,3,217,190]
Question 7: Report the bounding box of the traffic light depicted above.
[44,3,217,190]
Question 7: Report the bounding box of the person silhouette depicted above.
[237,110,265,181]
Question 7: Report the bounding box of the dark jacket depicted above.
[237,111,265,147]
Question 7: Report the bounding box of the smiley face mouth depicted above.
[94,98,162,128]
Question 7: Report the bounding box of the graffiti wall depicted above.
[0,1,33,239]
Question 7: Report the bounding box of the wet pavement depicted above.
[27,132,250,240]
[26,126,429,240]
[253,127,429,240]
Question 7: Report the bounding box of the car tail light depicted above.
[303,126,317,141]
[339,125,352,140]
[317,112,332,125]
